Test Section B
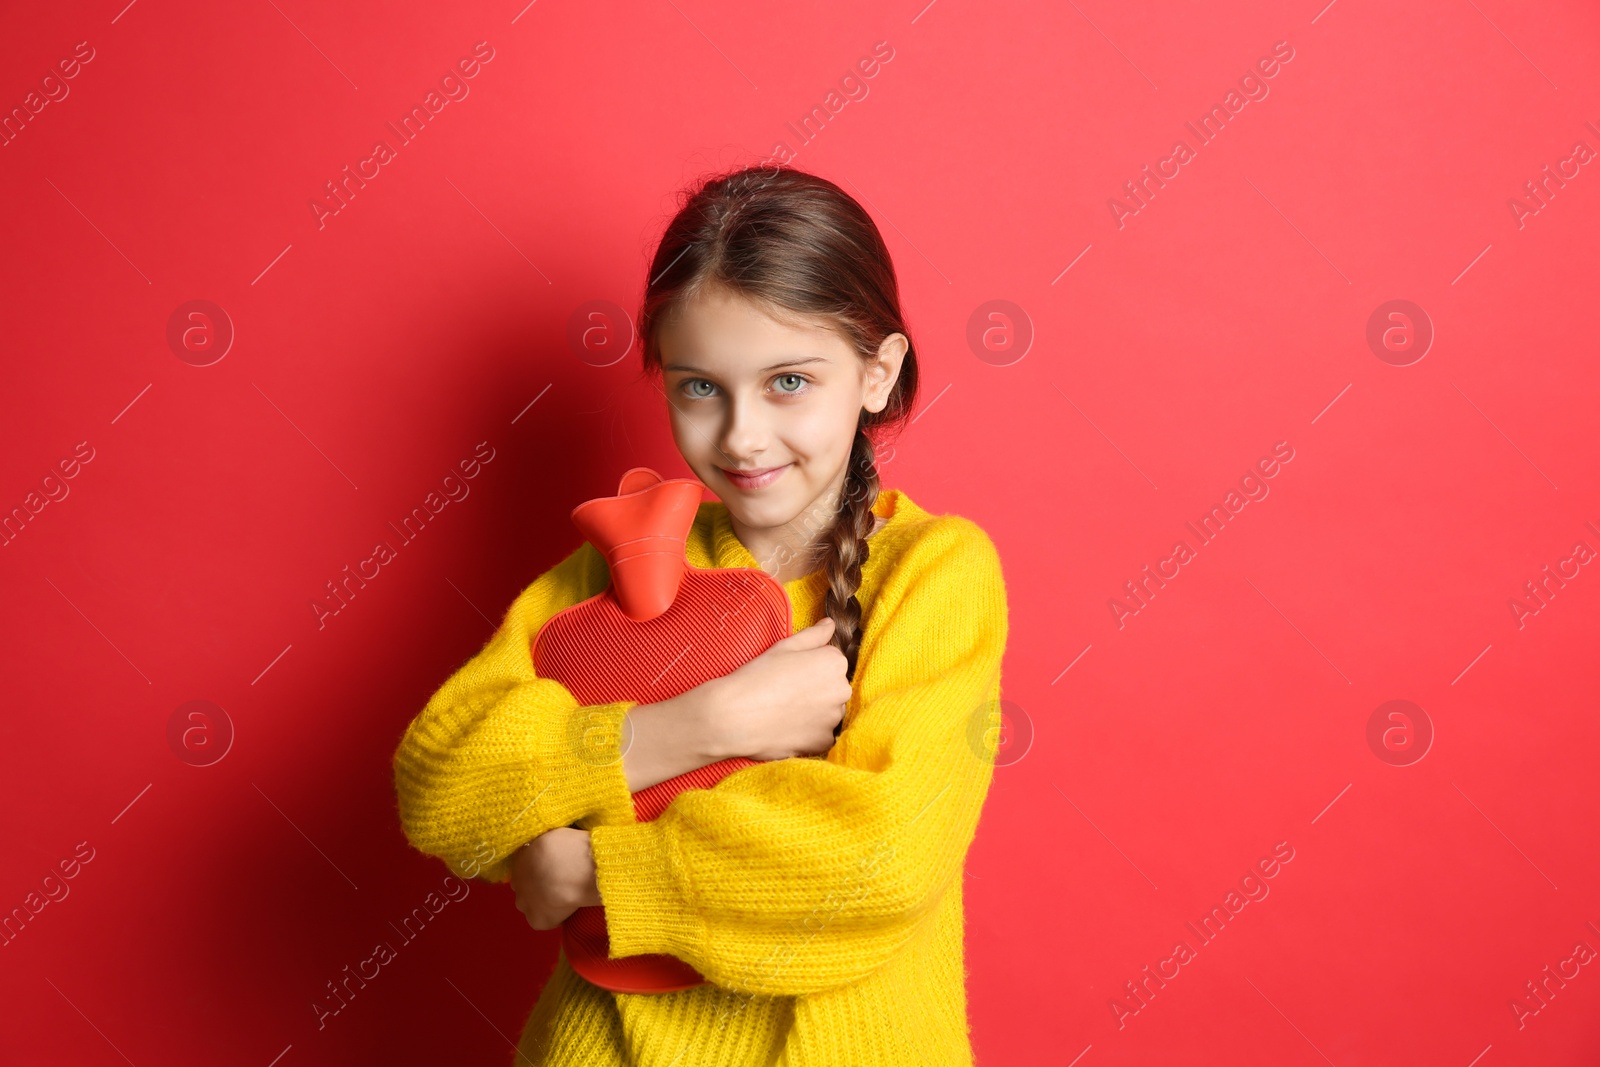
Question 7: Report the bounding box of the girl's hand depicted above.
[510,827,601,930]
[702,617,852,762]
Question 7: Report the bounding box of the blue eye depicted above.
[683,379,716,399]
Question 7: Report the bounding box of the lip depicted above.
[720,464,789,490]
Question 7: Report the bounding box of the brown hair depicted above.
[636,164,919,682]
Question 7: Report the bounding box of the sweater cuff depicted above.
[589,820,706,961]
[533,698,638,832]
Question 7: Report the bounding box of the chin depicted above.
[726,494,793,524]
[732,486,814,530]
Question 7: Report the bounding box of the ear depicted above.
[863,333,908,413]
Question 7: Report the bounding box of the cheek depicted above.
[789,393,848,441]
[667,406,703,444]
[803,404,861,464]
[668,410,720,470]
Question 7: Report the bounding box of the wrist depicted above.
[673,680,730,763]
[620,687,728,793]
[579,830,602,907]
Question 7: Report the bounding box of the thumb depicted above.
[782,616,836,647]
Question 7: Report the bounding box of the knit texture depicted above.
[392,486,1009,1065]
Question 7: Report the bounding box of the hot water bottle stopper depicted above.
[531,466,793,993]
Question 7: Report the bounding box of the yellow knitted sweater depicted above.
[392,486,1009,1065]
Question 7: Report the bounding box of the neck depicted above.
[732,506,886,585]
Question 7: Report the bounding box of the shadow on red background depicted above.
[2,0,1598,1064]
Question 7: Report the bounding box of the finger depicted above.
[780,617,835,647]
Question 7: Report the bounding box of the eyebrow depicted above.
[663,356,831,375]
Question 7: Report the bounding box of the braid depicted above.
[822,425,880,685]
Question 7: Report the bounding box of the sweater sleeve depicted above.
[588,517,1009,997]
[391,540,640,886]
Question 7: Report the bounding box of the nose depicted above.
[717,393,769,465]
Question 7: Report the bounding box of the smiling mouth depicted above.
[720,464,789,489]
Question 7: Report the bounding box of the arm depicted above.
[588,518,1009,996]
[393,540,657,885]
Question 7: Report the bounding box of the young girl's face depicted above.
[657,283,903,547]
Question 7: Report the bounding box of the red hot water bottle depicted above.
[530,467,792,994]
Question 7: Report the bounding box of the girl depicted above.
[392,165,1009,1065]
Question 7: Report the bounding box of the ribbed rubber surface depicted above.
[532,566,790,993]
[534,568,791,706]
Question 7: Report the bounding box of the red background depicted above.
[3,0,1599,1063]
